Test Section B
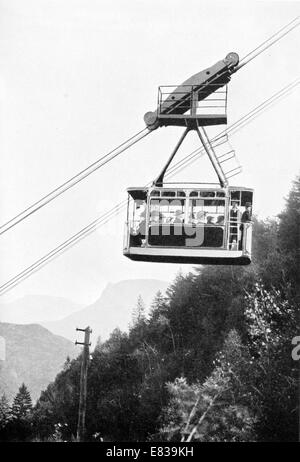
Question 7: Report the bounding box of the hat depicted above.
[245,202,252,207]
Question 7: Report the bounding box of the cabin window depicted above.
[150,198,186,224]
[200,191,215,198]
[230,190,240,202]
[241,190,253,206]
[161,191,176,197]
[188,198,225,225]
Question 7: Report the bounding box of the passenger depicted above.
[137,209,146,235]
[194,211,206,224]
[159,211,165,222]
[239,202,252,250]
[241,202,252,223]
[216,215,224,225]
[206,216,215,225]
[150,210,160,224]
[173,210,184,224]
[230,202,239,221]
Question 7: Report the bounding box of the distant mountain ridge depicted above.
[0,295,83,324]
[42,279,169,342]
[0,322,78,401]
[0,279,169,402]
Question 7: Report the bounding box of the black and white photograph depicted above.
[0,0,299,447]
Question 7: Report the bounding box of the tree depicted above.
[11,384,32,420]
[5,384,34,441]
[278,173,300,299]
[0,394,11,429]
[33,357,81,440]
[129,296,147,345]
[131,295,146,327]
[158,330,256,442]
[244,283,298,441]
[149,291,167,320]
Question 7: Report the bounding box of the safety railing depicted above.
[157,84,228,117]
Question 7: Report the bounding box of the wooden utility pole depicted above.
[75,326,92,442]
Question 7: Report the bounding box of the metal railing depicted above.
[157,84,228,117]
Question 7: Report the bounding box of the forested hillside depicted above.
[1,176,299,442]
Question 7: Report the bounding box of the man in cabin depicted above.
[230,201,239,220]
[216,215,225,226]
[241,202,252,223]
[239,202,252,250]
[206,216,215,225]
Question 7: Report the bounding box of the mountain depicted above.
[42,279,169,343]
[0,323,78,402]
[0,295,83,324]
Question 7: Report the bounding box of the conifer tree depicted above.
[149,290,167,320]
[278,173,300,296]
[0,394,11,428]
[131,295,146,327]
[11,384,32,420]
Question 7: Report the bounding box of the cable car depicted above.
[124,53,254,265]
[123,185,253,265]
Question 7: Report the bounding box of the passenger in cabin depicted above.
[194,211,206,224]
[150,209,165,224]
[239,202,252,250]
[134,209,146,246]
[230,202,240,221]
[150,209,159,220]
[241,202,252,223]
[138,209,146,235]
[159,211,165,222]
[216,215,224,225]
[206,216,215,225]
[173,210,184,224]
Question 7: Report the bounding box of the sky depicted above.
[0,0,299,306]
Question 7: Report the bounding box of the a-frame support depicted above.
[153,125,228,188]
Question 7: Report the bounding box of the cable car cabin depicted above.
[123,186,253,265]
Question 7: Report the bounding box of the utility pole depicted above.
[75,326,92,442]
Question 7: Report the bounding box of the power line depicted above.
[1,79,298,296]
[237,16,300,70]
[0,15,298,237]
[167,78,300,179]
[0,128,150,236]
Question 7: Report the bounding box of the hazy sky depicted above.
[0,0,299,305]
